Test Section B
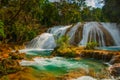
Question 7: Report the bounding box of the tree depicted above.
[103,0,120,23]
[0,0,46,43]
[81,7,92,21]
[57,0,85,24]
[41,2,59,26]
[91,8,108,22]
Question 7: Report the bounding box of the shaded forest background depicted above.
[0,0,120,44]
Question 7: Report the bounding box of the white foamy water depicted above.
[19,48,53,53]
[26,33,56,49]
[20,57,89,70]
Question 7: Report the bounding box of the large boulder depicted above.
[108,63,120,77]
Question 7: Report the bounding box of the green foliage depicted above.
[52,47,76,58]
[58,1,83,24]
[91,8,108,22]
[56,35,70,49]
[0,75,9,80]
[85,41,98,50]
[81,7,108,22]
[5,22,38,43]
[0,20,5,38]
[52,36,76,58]
[103,0,120,23]
[0,0,42,43]
[41,2,59,26]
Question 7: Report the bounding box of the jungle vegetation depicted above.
[0,0,119,43]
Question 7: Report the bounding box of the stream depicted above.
[20,49,110,80]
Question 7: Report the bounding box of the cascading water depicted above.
[101,23,120,46]
[26,33,56,49]
[47,25,71,38]
[26,22,120,49]
[79,22,105,46]
[67,22,82,44]
[26,25,71,49]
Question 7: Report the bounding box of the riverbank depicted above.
[0,44,26,79]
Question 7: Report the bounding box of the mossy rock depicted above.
[0,58,21,76]
[9,51,25,60]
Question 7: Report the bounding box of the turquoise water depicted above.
[20,49,107,76]
[96,46,120,51]
[30,58,106,76]
[26,50,52,56]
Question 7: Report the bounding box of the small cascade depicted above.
[79,22,105,46]
[26,33,56,49]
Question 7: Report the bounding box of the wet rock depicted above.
[80,51,114,62]
[108,63,120,77]
[109,55,120,64]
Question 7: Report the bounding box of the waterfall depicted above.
[26,33,56,49]
[26,25,71,49]
[101,23,120,46]
[79,22,105,46]
[67,22,82,44]
[26,22,120,49]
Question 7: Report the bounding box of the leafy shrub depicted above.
[56,35,70,49]
[52,36,76,57]
[5,22,39,43]
[85,41,98,50]
[9,51,25,60]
